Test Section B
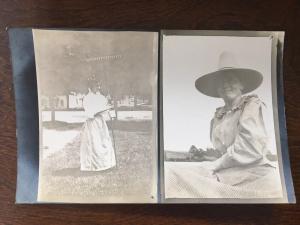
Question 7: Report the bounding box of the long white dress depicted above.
[80,91,116,171]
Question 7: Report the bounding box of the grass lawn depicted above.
[39,123,156,203]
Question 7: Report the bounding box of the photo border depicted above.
[159,30,295,204]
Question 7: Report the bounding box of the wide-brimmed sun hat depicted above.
[195,51,263,98]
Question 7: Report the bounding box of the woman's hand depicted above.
[197,161,220,181]
[204,158,222,172]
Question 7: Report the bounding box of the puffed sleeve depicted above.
[83,93,109,118]
[82,94,95,118]
[213,96,268,171]
[98,94,109,112]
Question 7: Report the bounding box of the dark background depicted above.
[0,0,299,224]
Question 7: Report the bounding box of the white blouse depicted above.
[83,91,110,118]
[210,95,272,171]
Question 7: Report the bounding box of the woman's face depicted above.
[91,86,99,93]
[217,76,243,101]
[88,83,100,94]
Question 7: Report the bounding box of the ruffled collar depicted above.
[215,94,258,119]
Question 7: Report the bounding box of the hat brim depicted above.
[195,68,263,98]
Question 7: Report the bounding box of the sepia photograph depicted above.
[162,32,284,201]
[33,29,158,203]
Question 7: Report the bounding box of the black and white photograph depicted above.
[33,29,158,203]
[162,31,285,201]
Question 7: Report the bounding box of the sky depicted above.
[162,35,277,154]
[33,29,158,96]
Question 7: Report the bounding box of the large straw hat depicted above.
[195,51,263,98]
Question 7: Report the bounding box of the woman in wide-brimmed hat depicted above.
[165,52,282,198]
[193,51,274,173]
[195,52,274,171]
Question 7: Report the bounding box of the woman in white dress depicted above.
[80,82,116,171]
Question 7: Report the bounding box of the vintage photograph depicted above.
[33,29,158,203]
[162,32,284,200]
